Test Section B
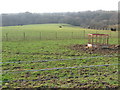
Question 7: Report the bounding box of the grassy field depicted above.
[1,24,119,89]
[2,24,118,41]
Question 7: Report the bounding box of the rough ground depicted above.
[68,44,120,55]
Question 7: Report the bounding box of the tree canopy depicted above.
[1,10,117,29]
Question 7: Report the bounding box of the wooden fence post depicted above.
[72,32,73,39]
[23,32,26,40]
[96,30,97,33]
[110,30,111,38]
[56,32,57,39]
[83,30,85,39]
[40,32,41,40]
[6,33,8,41]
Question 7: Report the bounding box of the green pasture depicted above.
[2,24,118,41]
[1,24,119,88]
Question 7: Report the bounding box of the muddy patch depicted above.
[68,44,119,55]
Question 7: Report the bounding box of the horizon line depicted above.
[0,9,118,14]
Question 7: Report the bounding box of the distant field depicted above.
[2,24,118,41]
[1,24,119,88]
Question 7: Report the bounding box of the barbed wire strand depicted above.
[2,63,119,74]
[1,55,118,64]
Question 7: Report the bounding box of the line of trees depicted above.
[1,10,118,29]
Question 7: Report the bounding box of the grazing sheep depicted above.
[111,28,116,31]
[59,26,62,28]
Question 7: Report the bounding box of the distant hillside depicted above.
[1,10,117,29]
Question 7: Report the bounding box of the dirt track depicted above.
[69,44,119,55]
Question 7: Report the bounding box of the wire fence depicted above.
[2,63,119,74]
[1,55,118,73]
[0,55,120,83]
[1,63,119,84]
[1,62,119,86]
[1,55,116,64]
[2,30,118,41]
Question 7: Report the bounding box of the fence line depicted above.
[2,63,119,74]
[1,55,117,64]
[2,30,118,41]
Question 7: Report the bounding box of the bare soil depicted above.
[68,44,120,55]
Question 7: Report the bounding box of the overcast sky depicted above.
[0,0,119,14]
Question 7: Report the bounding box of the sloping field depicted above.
[1,24,119,89]
[2,24,118,41]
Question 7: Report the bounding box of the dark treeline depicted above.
[1,10,118,29]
